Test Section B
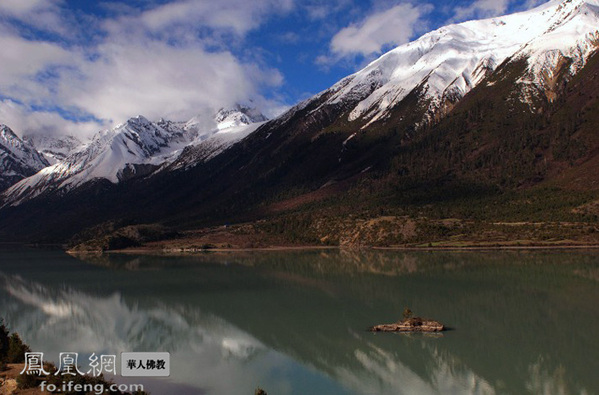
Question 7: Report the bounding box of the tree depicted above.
[7,333,30,363]
[0,319,10,361]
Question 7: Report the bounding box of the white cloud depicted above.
[329,3,433,57]
[278,31,301,44]
[453,0,512,21]
[0,99,101,139]
[452,0,549,25]
[0,35,71,87]
[0,0,59,17]
[302,0,353,21]
[305,4,329,20]
[57,40,283,125]
[0,0,70,36]
[138,0,294,36]
[0,0,292,140]
[522,0,547,10]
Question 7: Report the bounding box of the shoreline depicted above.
[68,242,599,256]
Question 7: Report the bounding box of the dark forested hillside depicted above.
[2,50,599,247]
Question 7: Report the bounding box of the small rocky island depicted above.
[370,308,445,332]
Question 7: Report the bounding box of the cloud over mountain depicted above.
[330,3,433,57]
[0,0,291,139]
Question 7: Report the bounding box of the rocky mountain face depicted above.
[1,0,599,243]
[0,125,49,192]
[277,0,599,130]
[1,105,267,207]
[23,134,83,164]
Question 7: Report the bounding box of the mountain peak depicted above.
[309,0,599,128]
[0,124,49,191]
[0,124,18,140]
[1,105,269,205]
[3,0,599,246]
[215,104,268,129]
[119,115,153,129]
[23,133,83,164]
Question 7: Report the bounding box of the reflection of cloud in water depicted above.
[331,340,495,395]
[0,265,592,395]
[2,274,261,356]
[526,357,577,395]
[0,274,287,394]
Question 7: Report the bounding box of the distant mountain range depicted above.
[0,125,49,192]
[1,105,267,206]
[2,0,599,246]
[22,133,82,164]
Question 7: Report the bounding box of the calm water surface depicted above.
[1,247,599,395]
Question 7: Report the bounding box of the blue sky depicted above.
[0,0,545,138]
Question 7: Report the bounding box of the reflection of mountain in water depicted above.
[1,274,262,358]
[0,273,270,394]
[2,249,599,394]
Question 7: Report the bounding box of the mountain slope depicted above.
[0,125,49,192]
[307,0,599,129]
[23,134,83,164]
[167,105,268,171]
[1,106,267,206]
[1,0,599,244]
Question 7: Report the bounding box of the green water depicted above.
[1,247,599,394]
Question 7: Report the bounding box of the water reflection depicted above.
[1,248,598,394]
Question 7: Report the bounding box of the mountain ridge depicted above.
[296,0,599,130]
[23,133,83,164]
[0,125,49,192]
[1,0,599,246]
[1,105,267,206]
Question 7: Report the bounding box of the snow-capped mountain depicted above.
[214,105,268,129]
[5,0,598,207]
[167,106,267,171]
[1,106,267,206]
[0,125,49,191]
[2,0,599,235]
[287,0,599,128]
[179,105,268,148]
[23,134,83,164]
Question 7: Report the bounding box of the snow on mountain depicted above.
[1,116,193,205]
[167,105,267,171]
[1,106,267,206]
[184,104,268,140]
[3,0,598,206]
[515,0,599,101]
[167,122,266,172]
[23,134,83,164]
[299,0,599,128]
[214,105,268,130]
[0,125,49,191]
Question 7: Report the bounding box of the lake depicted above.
[1,247,599,394]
